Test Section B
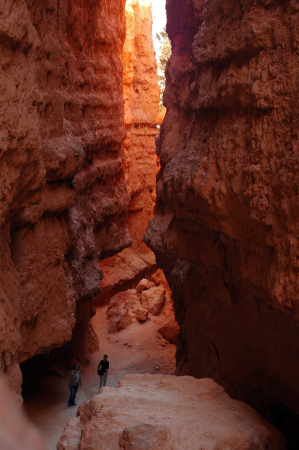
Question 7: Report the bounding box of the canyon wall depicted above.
[0,0,130,391]
[0,377,45,450]
[145,0,299,438]
[96,0,161,304]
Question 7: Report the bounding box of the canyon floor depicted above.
[22,305,176,450]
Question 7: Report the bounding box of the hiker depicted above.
[97,354,109,390]
[68,363,82,406]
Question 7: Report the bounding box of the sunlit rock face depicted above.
[96,0,160,304]
[57,374,286,450]
[124,0,160,258]
[0,0,129,391]
[145,0,299,438]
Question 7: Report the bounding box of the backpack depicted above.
[97,363,103,376]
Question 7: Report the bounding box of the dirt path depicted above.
[22,305,176,450]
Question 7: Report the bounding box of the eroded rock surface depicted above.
[57,374,286,450]
[145,0,299,439]
[136,278,156,292]
[96,0,160,304]
[94,247,156,305]
[0,377,45,450]
[140,285,166,315]
[106,272,178,340]
[157,320,179,345]
[107,289,147,333]
[0,0,129,389]
[123,0,160,256]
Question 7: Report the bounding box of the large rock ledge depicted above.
[57,374,285,450]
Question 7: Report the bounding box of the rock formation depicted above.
[57,374,286,450]
[145,0,299,442]
[136,278,156,292]
[140,285,166,315]
[0,0,130,391]
[123,0,160,256]
[107,289,148,333]
[106,274,179,345]
[0,377,45,450]
[95,0,161,304]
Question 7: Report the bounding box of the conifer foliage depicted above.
[156,27,171,110]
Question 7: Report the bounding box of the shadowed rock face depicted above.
[0,0,129,391]
[145,0,299,440]
[0,377,46,450]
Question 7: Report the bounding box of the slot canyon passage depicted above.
[1,0,299,449]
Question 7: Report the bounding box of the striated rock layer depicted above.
[123,0,160,255]
[0,0,129,390]
[145,0,299,441]
[57,374,286,450]
[96,0,160,305]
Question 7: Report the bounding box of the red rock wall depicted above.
[96,0,160,304]
[123,1,160,241]
[145,0,299,437]
[0,0,129,391]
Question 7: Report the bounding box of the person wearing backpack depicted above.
[97,354,109,391]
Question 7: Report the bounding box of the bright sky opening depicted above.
[151,0,166,59]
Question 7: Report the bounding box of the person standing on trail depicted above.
[97,354,109,390]
[68,363,82,406]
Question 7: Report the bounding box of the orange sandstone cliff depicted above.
[124,0,160,256]
[96,0,160,303]
[145,0,299,442]
[0,0,129,391]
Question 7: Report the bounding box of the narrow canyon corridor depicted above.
[2,0,299,448]
[21,305,176,450]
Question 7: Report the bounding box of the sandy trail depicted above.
[22,305,176,450]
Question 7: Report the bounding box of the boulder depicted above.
[57,374,286,450]
[140,286,166,315]
[107,290,148,331]
[158,320,180,344]
[97,248,151,300]
[57,417,81,450]
[107,290,140,333]
[136,278,156,293]
[108,310,133,333]
[151,269,170,291]
[119,423,174,450]
[135,307,148,322]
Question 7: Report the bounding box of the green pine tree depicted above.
[156,27,171,111]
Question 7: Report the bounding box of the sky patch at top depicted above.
[151,0,166,58]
